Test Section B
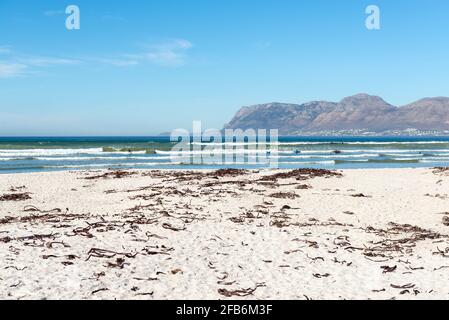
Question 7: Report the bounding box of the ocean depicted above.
[1,136,449,173]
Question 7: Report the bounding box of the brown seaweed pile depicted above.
[0,193,31,202]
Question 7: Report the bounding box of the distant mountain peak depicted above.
[224,94,449,134]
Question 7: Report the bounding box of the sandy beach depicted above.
[1,167,449,300]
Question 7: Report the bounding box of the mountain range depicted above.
[223,94,449,135]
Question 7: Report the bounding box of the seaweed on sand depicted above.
[433,167,449,174]
[363,222,445,258]
[211,169,248,177]
[217,283,266,297]
[0,193,31,202]
[0,206,87,226]
[258,169,341,183]
[86,248,138,260]
[84,170,137,180]
[269,192,299,199]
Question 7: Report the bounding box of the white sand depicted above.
[1,168,449,300]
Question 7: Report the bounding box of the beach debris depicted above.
[432,167,449,174]
[269,192,299,199]
[133,276,158,281]
[351,193,371,198]
[46,241,71,249]
[171,268,183,275]
[8,186,26,192]
[3,168,449,300]
[433,266,449,271]
[296,184,312,190]
[217,283,265,297]
[4,266,27,271]
[0,193,31,202]
[142,245,174,255]
[381,265,397,273]
[258,169,341,183]
[229,217,245,224]
[363,223,444,259]
[213,169,248,177]
[136,292,154,296]
[162,223,186,232]
[0,236,12,243]
[86,248,138,260]
[106,257,129,269]
[433,247,449,258]
[84,170,137,180]
[91,288,109,295]
[23,205,62,213]
[442,215,449,226]
[129,193,161,200]
[10,281,24,288]
[424,193,448,199]
[390,283,415,289]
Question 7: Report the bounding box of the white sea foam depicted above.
[0,148,104,157]
[155,149,281,155]
[45,162,182,168]
[191,141,449,146]
[0,148,150,157]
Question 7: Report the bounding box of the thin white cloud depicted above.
[0,39,193,77]
[93,58,139,67]
[19,56,81,67]
[144,39,194,67]
[0,62,28,78]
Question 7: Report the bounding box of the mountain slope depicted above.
[224,94,449,134]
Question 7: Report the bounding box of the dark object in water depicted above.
[0,193,31,202]
[332,150,342,154]
[294,149,301,154]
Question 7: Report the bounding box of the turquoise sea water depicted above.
[1,136,449,173]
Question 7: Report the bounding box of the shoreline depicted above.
[0,165,442,177]
[1,167,449,299]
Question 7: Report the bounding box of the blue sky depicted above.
[1,0,448,135]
